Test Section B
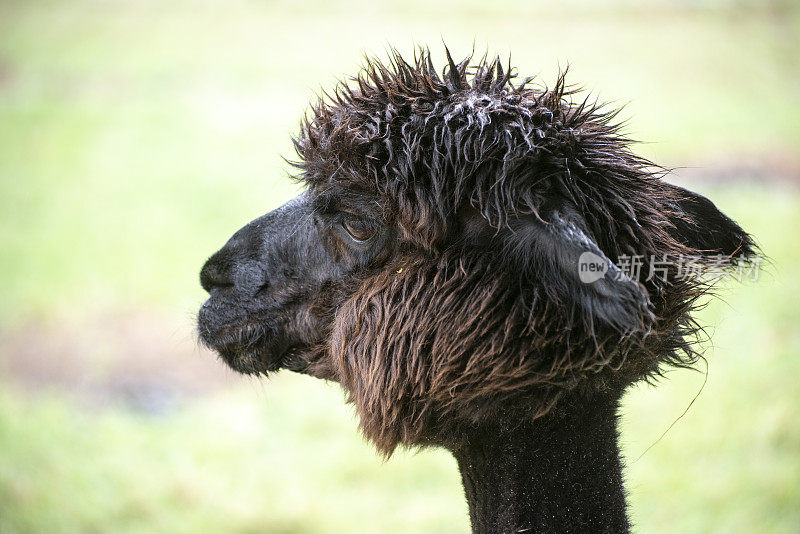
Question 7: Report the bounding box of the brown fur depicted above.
[286,49,756,454]
[201,47,756,458]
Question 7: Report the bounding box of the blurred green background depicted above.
[0,0,798,532]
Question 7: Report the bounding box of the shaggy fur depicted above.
[288,48,754,453]
[198,46,756,532]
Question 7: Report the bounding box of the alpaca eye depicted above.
[341,216,376,242]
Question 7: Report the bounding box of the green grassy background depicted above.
[0,1,798,532]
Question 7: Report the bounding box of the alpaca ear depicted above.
[663,183,755,258]
[506,209,653,335]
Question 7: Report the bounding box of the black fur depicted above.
[198,47,757,533]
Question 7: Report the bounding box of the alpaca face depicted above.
[197,191,392,376]
[198,50,755,453]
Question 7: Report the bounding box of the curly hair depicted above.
[199,48,755,460]
[279,48,756,453]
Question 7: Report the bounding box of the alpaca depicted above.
[198,48,755,533]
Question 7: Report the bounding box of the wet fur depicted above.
[286,48,756,454]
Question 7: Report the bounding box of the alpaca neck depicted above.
[450,395,629,534]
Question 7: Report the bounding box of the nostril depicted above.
[200,258,234,292]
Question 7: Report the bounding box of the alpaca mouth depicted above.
[201,324,305,375]
[198,305,299,375]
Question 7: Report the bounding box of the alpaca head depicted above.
[198,49,755,454]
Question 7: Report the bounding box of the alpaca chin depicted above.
[197,308,286,375]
